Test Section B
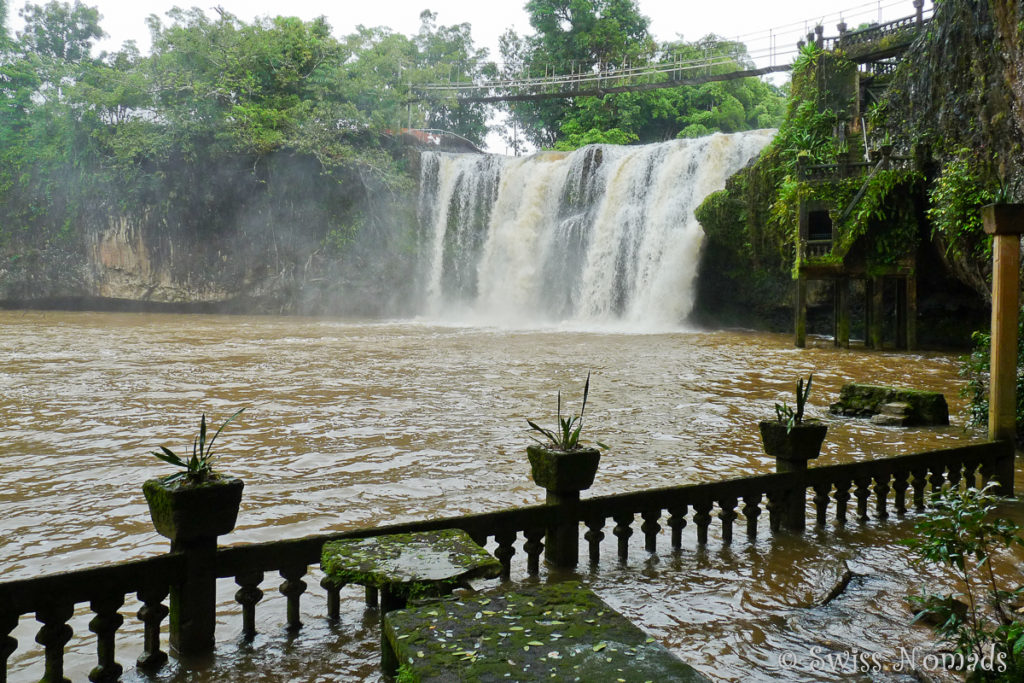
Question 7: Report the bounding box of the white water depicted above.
[417,130,775,330]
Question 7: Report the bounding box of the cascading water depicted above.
[417,130,775,329]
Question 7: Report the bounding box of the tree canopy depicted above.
[0,0,782,303]
[0,1,500,305]
[500,0,783,150]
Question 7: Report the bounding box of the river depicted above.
[3,310,1021,681]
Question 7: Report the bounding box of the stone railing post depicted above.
[526,446,600,569]
[760,420,827,531]
[774,456,809,532]
[168,534,219,658]
[982,204,1023,495]
[143,475,244,658]
[913,0,924,24]
[543,489,582,568]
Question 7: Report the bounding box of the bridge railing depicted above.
[1,440,1012,681]
[413,54,751,100]
[831,14,929,51]
[798,156,913,181]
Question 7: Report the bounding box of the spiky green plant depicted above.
[774,374,813,433]
[150,408,245,483]
[527,373,601,451]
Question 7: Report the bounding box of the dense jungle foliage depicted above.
[498,0,785,151]
[694,0,1023,339]
[0,0,504,309]
[0,0,783,309]
[693,0,1024,438]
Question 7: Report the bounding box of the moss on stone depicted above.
[321,529,502,601]
[526,445,601,493]
[383,581,709,682]
[142,474,244,541]
[829,383,949,425]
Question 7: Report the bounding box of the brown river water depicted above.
[1,310,1022,682]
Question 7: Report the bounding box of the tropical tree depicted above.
[504,27,784,149]
[410,11,494,146]
[503,0,655,148]
[16,0,103,62]
[1,0,9,47]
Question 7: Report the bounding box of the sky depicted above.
[8,0,931,68]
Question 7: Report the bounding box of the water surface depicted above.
[1,311,1018,681]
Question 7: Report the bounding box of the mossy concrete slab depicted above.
[321,529,502,601]
[383,581,710,682]
[829,383,949,426]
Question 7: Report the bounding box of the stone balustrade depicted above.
[0,440,1013,681]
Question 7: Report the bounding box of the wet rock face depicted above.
[829,383,949,426]
[877,0,1024,303]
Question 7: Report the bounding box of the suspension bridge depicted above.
[411,0,931,103]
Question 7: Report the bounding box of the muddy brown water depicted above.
[1,311,1021,681]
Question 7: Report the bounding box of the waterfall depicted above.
[417,130,775,329]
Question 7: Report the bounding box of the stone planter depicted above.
[143,474,244,542]
[758,420,828,462]
[527,445,601,493]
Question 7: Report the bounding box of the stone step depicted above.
[871,413,911,427]
[879,401,912,416]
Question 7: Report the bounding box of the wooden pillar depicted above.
[832,281,839,348]
[906,273,918,350]
[895,277,908,349]
[982,204,1023,495]
[868,277,884,350]
[982,206,1024,440]
[835,278,850,348]
[795,278,807,348]
[989,234,1019,439]
[863,279,872,348]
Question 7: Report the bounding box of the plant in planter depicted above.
[143,408,246,543]
[526,373,604,493]
[759,375,828,464]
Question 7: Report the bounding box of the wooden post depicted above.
[896,277,908,349]
[868,277,884,350]
[906,273,918,350]
[982,204,1023,495]
[863,279,873,348]
[795,278,807,348]
[835,278,850,348]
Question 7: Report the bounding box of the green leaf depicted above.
[151,448,186,468]
[206,407,245,456]
[198,413,208,455]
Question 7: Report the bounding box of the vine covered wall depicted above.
[694,0,1018,343]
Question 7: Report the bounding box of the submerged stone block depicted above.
[383,581,710,682]
[829,383,949,426]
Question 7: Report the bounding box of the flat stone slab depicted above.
[321,529,502,603]
[829,383,949,426]
[383,581,710,682]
